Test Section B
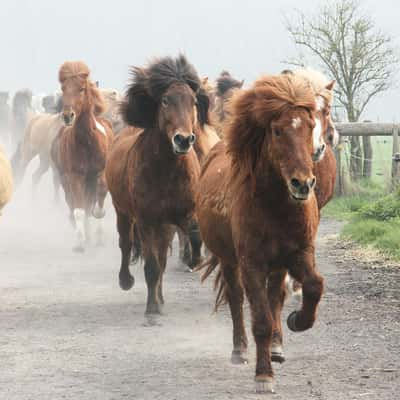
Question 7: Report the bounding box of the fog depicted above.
[1,0,400,120]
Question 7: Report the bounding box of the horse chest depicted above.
[133,163,196,223]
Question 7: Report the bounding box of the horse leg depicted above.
[242,265,274,393]
[176,227,192,270]
[157,226,174,305]
[286,252,324,332]
[221,263,248,364]
[180,220,202,270]
[93,174,107,247]
[32,156,50,197]
[267,270,287,363]
[68,174,87,252]
[117,212,134,290]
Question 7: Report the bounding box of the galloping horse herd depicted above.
[0,55,339,394]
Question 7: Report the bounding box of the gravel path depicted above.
[1,172,399,399]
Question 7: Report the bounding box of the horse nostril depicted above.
[189,133,196,145]
[173,133,185,147]
[309,177,316,189]
[291,178,301,188]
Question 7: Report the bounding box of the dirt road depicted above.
[1,174,399,399]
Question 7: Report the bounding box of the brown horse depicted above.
[293,68,338,208]
[51,61,113,251]
[196,74,323,393]
[106,55,208,314]
[212,71,244,136]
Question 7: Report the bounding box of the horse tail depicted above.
[195,254,226,311]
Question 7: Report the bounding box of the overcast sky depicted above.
[1,0,399,121]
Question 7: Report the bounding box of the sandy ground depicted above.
[1,166,399,400]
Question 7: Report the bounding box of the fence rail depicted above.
[334,122,400,195]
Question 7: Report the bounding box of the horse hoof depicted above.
[72,245,85,253]
[287,310,300,332]
[255,377,274,394]
[231,351,248,364]
[119,275,135,291]
[145,304,162,315]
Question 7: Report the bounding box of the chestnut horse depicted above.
[106,55,207,314]
[196,74,323,393]
[51,61,113,251]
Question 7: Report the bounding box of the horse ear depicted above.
[202,77,209,85]
[196,86,210,127]
[325,80,335,91]
[121,69,157,128]
[239,79,244,88]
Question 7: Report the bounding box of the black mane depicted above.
[122,55,209,128]
[216,70,243,97]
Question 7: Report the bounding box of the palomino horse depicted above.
[212,70,243,136]
[13,111,64,200]
[106,55,208,314]
[11,89,35,154]
[196,74,323,393]
[0,144,13,215]
[51,61,113,251]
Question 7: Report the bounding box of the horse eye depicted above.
[161,97,169,107]
[274,129,282,137]
[79,88,85,93]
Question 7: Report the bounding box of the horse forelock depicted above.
[143,55,201,100]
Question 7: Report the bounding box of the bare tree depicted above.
[286,0,398,180]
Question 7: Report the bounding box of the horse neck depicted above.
[73,106,97,140]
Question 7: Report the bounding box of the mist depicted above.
[1,0,399,121]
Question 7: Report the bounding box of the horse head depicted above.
[226,74,318,201]
[121,55,210,155]
[58,61,105,126]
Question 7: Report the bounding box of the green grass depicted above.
[342,217,400,260]
[323,180,400,261]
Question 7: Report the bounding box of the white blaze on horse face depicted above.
[73,208,86,246]
[291,117,302,129]
[95,119,106,136]
[313,117,323,153]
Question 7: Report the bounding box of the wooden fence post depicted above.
[335,135,345,196]
[391,125,400,190]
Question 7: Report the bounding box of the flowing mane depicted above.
[225,74,316,185]
[293,68,334,106]
[58,61,105,115]
[121,54,209,128]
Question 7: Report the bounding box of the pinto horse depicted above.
[196,74,323,393]
[106,55,208,314]
[51,61,113,251]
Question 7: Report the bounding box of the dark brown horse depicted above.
[106,55,208,314]
[51,61,113,251]
[196,74,323,393]
[212,71,244,136]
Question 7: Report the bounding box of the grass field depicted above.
[322,137,400,261]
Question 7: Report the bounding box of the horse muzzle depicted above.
[288,176,316,201]
[172,132,196,155]
[62,112,75,126]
